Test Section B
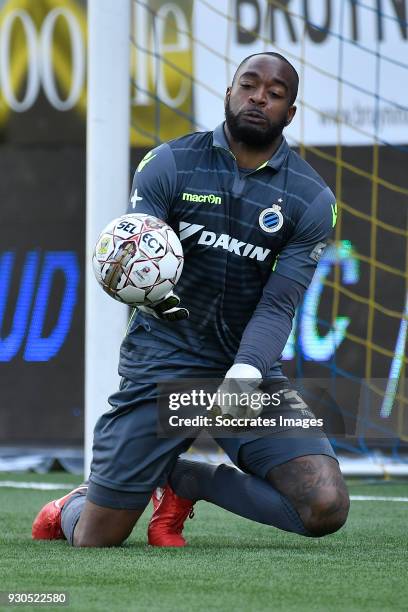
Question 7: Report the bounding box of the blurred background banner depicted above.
[194,0,408,145]
[130,0,194,146]
[0,0,87,448]
[0,0,407,469]
[0,0,193,146]
[0,0,87,144]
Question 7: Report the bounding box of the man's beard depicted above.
[225,99,286,148]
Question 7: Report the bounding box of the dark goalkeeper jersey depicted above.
[120,123,336,380]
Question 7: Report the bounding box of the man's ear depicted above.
[225,86,231,109]
[285,105,297,126]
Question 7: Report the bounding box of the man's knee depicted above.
[267,454,350,537]
[301,486,350,537]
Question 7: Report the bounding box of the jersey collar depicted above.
[212,122,290,172]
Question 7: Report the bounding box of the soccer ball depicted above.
[92,213,184,306]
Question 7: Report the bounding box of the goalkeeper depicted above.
[33,52,349,547]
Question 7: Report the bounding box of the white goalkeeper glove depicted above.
[138,290,189,322]
[212,363,263,419]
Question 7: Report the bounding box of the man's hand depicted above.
[138,290,189,322]
[212,363,263,419]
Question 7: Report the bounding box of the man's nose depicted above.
[249,87,267,105]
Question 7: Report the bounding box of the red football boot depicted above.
[148,484,195,547]
[32,485,88,540]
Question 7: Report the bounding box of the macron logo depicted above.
[179,222,271,262]
[182,192,222,205]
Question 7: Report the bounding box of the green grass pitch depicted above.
[1,472,408,612]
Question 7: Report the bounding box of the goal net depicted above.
[92,0,408,473]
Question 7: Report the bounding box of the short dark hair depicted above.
[232,52,299,105]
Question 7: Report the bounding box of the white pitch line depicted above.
[0,481,73,490]
[350,495,408,502]
[0,481,407,502]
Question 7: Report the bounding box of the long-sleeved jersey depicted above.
[119,123,336,380]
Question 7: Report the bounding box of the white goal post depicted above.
[85,0,131,474]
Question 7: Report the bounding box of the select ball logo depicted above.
[141,233,166,257]
[259,204,284,233]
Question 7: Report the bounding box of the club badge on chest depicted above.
[259,199,284,233]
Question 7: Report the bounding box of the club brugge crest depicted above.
[259,203,284,233]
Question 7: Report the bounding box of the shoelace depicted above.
[173,506,195,533]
